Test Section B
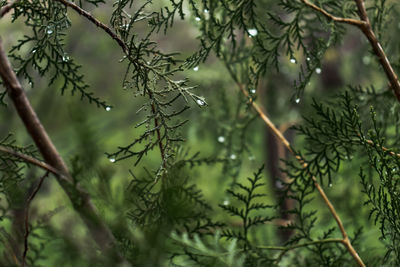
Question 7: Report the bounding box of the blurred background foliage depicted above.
[1,0,400,266]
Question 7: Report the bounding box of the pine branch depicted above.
[224,66,365,266]
[0,38,128,264]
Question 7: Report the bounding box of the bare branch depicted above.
[0,145,62,177]
[300,0,365,27]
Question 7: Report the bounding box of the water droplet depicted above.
[193,66,199,71]
[362,56,370,65]
[195,17,201,21]
[47,26,53,35]
[223,199,230,206]
[290,58,296,64]
[62,54,69,62]
[250,88,256,94]
[248,155,255,161]
[230,154,237,160]
[295,98,300,104]
[31,49,36,54]
[120,23,129,30]
[315,68,322,74]
[204,9,209,13]
[218,136,225,143]
[248,28,258,37]
[28,81,32,87]
[196,99,205,106]
[306,57,311,61]
[328,183,332,187]
[105,106,111,111]
[109,158,116,163]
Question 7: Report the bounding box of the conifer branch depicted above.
[226,68,365,266]
[55,0,168,168]
[21,171,50,267]
[300,0,366,27]
[0,38,127,264]
[365,139,400,158]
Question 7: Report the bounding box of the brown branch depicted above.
[300,0,365,27]
[0,38,127,264]
[353,0,400,102]
[0,0,20,18]
[302,0,400,102]
[0,145,62,177]
[226,63,364,265]
[354,0,369,22]
[55,0,128,53]
[365,139,400,158]
[21,171,50,267]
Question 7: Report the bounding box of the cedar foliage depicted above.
[0,0,400,266]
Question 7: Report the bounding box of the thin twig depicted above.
[300,0,365,27]
[55,0,128,53]
[21,171,50,267]
[0,145,62,177]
